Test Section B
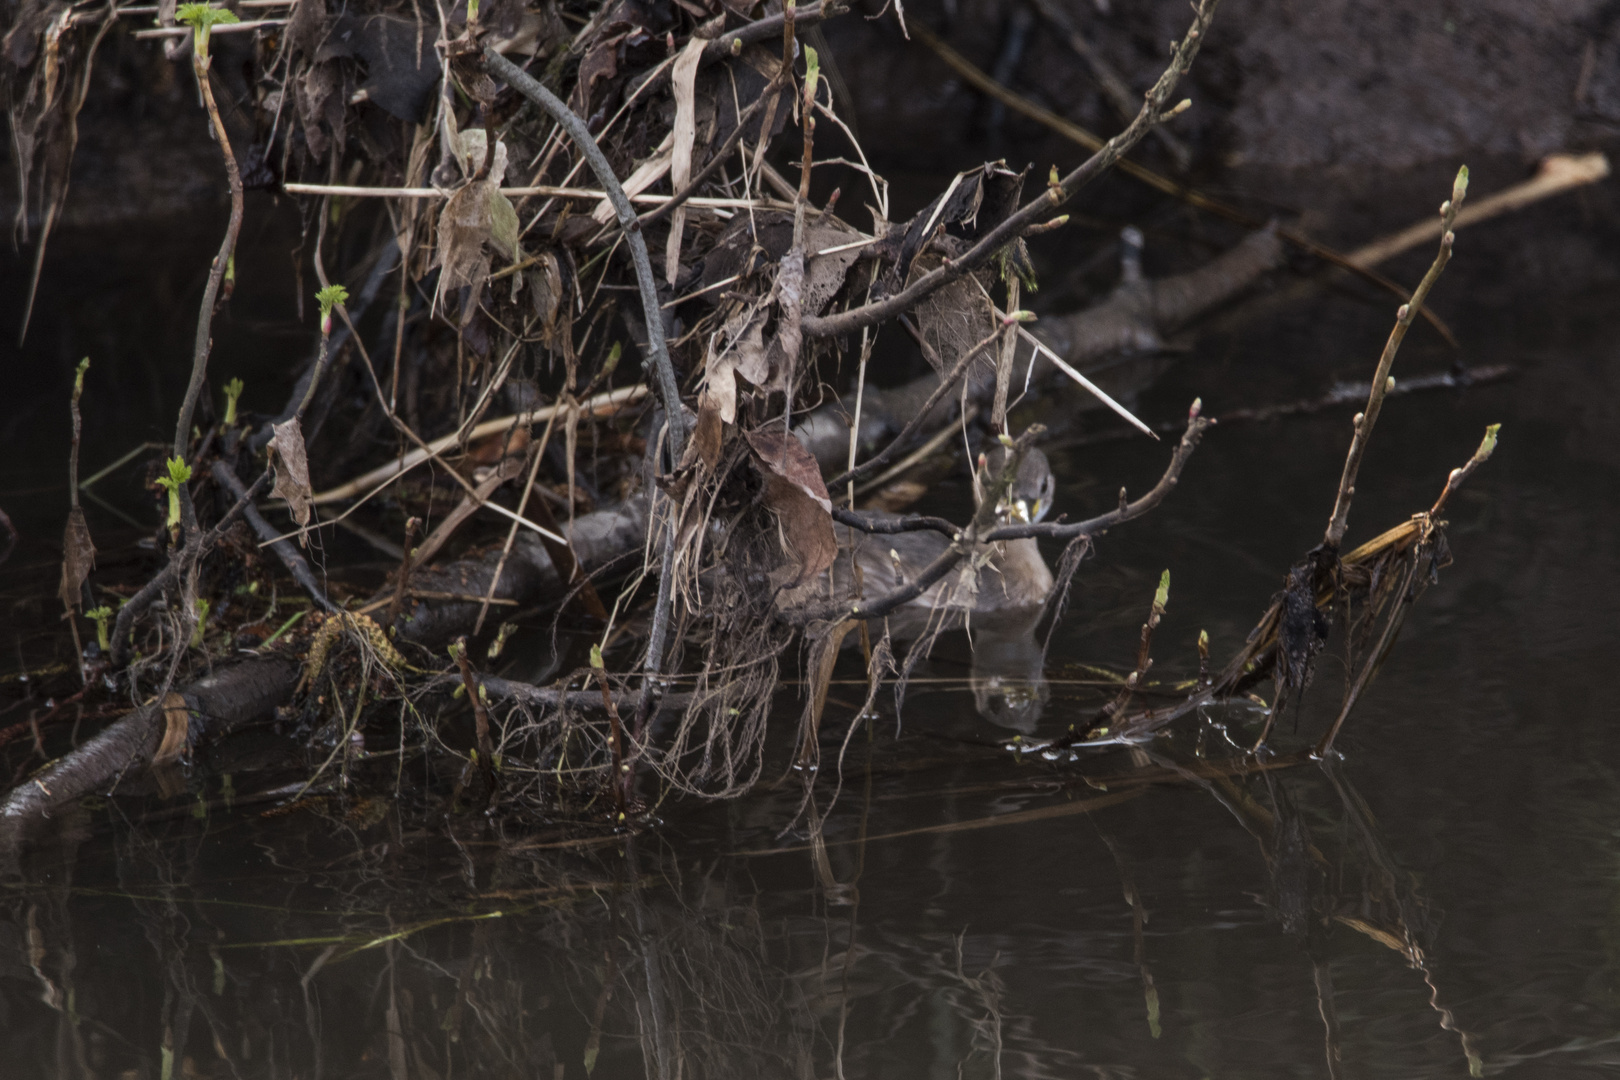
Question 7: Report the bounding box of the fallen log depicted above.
[0,656,301,871]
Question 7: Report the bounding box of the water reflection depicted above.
[967,613,1051,735]
[1,728,1497,1079]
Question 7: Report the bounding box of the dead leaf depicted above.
[747,426,836,587]
[58,506,94,610]
[153,692,190,765]
[702,337,739,424]
[910,253,996,376]
[770,246,805,385]
[295,58,349,162]
[691,394,724,469]
[664,36,707,285]
[800,221,866,313]
[268,418,314,543]
[433,137,518,321]
[727,307,773,390]
[524,249,564,340]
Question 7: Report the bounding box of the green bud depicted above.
[1475,423,1500,463]
[803,44,820,99]
[155,456,193,528]
[192,598,210,648]
[590,644,604,670]
[85,606,112,651]
[222,377,244,427]
[1154,569,1170,611]
[175,3,239,56]
[315,284,349,335]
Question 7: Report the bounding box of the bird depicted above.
[818,445,1057,732]
[827,446,1058,634]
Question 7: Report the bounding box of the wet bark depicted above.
[0,656,300,871]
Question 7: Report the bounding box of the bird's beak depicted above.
[1030,497,1047,524]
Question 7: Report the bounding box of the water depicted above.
[4,189,1620,1077]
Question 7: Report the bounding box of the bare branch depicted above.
[1323,166,1469,550]
[800,0,1222,341]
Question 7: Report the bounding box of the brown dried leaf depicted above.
[770,246,805,385]
[153,692,190,765]
[691,393,724,470]
[664,37,707,285]
[747,426,836,587]
[702,340,739,425]
[723,307,773,390]
[524,249,564,339]
[435,136,515,320]
[58,506,94,610]
[801,221,866,314]
[268,418,314,543]
[910,253,996,376]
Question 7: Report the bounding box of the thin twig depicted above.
[1324,167,1468,550]
[173,38,244,459]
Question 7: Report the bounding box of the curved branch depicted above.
[800,0,1221,341]
[174,48,244,457]
[985,415,1211,542]
[482,47,688,462]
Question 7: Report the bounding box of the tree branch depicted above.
[1323,166,1468,550]
[483,47,688,463]
[800,0,1221,341]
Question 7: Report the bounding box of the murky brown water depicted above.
[4,169,1619,1079]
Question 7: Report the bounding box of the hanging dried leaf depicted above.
[691,394,724,470]
[722,306,773,391]
[770,246,805,386]
[747,426,836,587]
[58,506,95,610]
[268,418,314,543]
[702,337,739,424]
[433,137,517,320]
[801,220,867,312]
[1277,560,1329,692]
[910,252,996,376]
[294,58,349,162]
